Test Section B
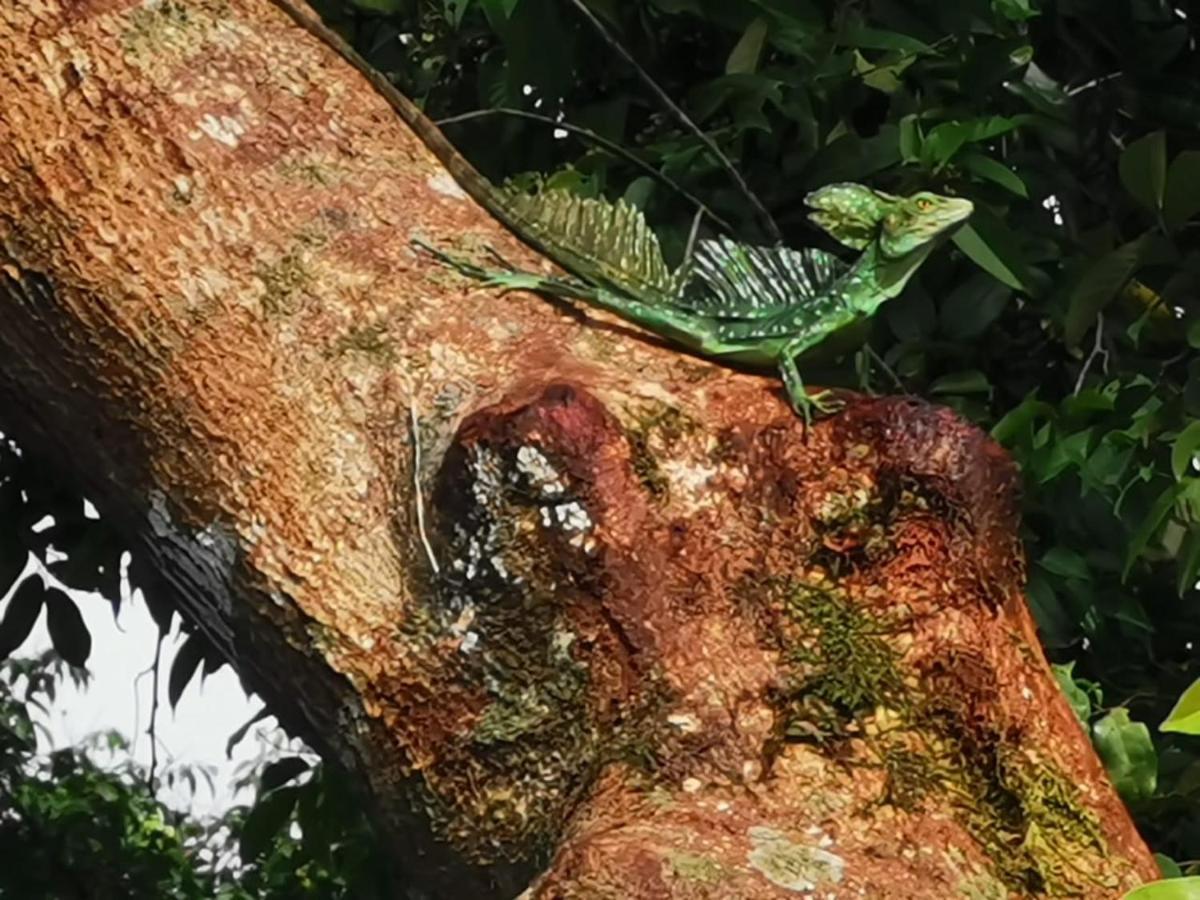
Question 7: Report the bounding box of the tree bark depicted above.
[0,1,1158,897]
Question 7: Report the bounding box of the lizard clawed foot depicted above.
[790,388,844,428]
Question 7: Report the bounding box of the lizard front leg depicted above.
[777,336,842,427]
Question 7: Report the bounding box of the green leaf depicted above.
[898,114,921,163]
[1092,708,1157,803]
[478,0,520,23]
[958,151,1027,197]
[961,39,1033,93]
[990,393,1053,447]
[1121,877,1200,900]
[168,633,207,710]
[347,0,406,11]
[803,125,901,186]
[1165,151,1200,231]
[1064,236,1149,347]
[929,370,991,396]
[1172,422,1200,481]
[444,0,474,27]
[259,757,311,794]
[1157,855,1184,880]
[952,223,1027,292]
[1124,483,1186,580]
[840,26,930,54]
[1178,528,1200,597]
[239,786,300,861]
[1120,131,1167,212]
[0,578,43,659]
[993,0,1038,21]
[1038,546,1091,581]
[44,588,90,668]
[726,17,768,75]
[1052,662,1092,724]
[920,116,1027,169]
[226,708,272,759]
[939,272,1011,340]
[1161,677,1200,735]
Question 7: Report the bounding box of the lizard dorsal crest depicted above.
[685,237,846,313]
[503,187,681,298]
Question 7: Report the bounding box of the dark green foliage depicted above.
[3,0,1200,888]
[0,652,392,899]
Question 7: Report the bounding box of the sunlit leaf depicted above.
[1121,877,1200,900]
[1162,677,1200,735]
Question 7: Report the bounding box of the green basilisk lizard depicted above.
[415,185,973,422]
[267,0,973,422]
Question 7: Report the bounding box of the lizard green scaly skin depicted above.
[267,0,973,422]
[416,185,973,423]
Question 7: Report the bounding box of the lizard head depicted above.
[805,183,973,256]
[878,192,974,259]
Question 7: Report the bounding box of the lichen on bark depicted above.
[0,1,1159,896]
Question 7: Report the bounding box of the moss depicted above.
[754,567,1117,895]
[624,403,698,501]
[122,1,191,54]
[329,323,394,361]
[952,743,1114,895]
[257,248,311,316]
[779,578,903,718]
[397,440,678,864]
[878,742,943,812]
[665,850,726,885]
[277,156,343,187]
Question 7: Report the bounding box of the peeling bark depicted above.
[0,1,1158,897]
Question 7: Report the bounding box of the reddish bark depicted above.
[0,0,1157,896]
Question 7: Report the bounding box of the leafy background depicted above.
[2,0,1200,894]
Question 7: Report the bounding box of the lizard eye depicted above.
[916,198,934,212]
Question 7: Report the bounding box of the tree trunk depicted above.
[0,1,1158,896]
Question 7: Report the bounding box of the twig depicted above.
[1066,71,1122,97]
[864,344,908,394]
[561,0,782,243]
[1073,312,1109,395]
[436,108,733,233]
[409,397,439,576]
[679,206,705,281]
[147,631,163,793]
